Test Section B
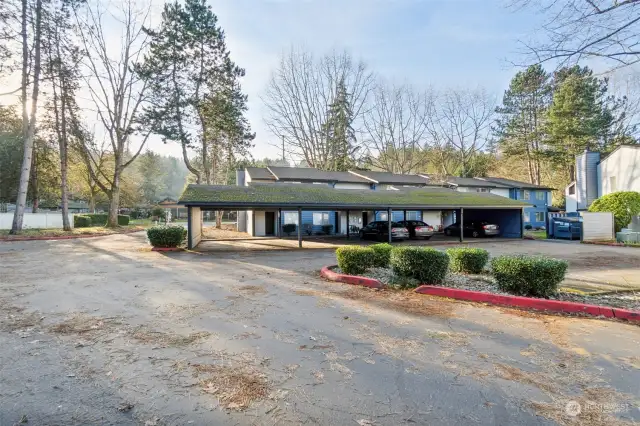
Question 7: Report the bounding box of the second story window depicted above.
[521,190,530,200]
[536,191,545,201]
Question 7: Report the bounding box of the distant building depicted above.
[565,145,640,212]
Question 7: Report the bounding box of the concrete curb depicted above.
[0,228,143,243]
[414,285,640,322]
[320,265,385,289]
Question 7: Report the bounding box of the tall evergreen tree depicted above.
[494,65,551,185]
[545,65,628,181]
[322,79,357,171]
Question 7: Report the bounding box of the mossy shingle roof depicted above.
[179,183,530,209]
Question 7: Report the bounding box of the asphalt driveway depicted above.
[0,233,639,425]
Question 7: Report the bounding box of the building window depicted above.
[535,191,545,201]
[283,212,298,225]
[378,212,388,221]
[610,176,617,192]
[535,212,545,222]
[568,184,575,195]
[313,212,330,225]
[476,188,488,193]
[524,212,530,223]
[521,190,530,200]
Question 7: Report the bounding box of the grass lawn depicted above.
[0,224,146,240]
[525,229,547,239]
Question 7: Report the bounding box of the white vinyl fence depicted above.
[580,212,614,241]
[0,212,75,230]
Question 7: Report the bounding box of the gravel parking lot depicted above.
[1,233,639,425]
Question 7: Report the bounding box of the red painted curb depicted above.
[414,285,639,322]
[612,308,640,321]
[320,265,384,289]
[0,228,143,242]
[151,247,183,252]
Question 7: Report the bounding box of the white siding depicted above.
[490,188,510,198]
[421,211,442,229]
[339,211,347,234]
[334,182,370,190]
[0,212,75,229]
[598,146,640,196]
[565,194,578,213]
[580,212,614,241]
[253,211,266,236]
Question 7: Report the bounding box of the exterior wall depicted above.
[334,182,371,190]
[575,151,601,209]
[565,193,578,213]
[374,210,422,222]
[511,188,550,228]
[598,146,640,196]
[0,212,75,229]
[247,210,254,236]
[465,209,522,238]
[254,211,266,236]
[421,211,442,229]
[490,188,510,198]
[280,210,337,235]
[442,210,456,227]
[580,212,614,241]
[189,207,202,248]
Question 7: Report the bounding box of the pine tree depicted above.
[494,65,551,185]
[322,79,357,171]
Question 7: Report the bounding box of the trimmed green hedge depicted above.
[118,215,130,226]
[83,213,108,226]
[336,245,375,275]
[491,255,568,297]
[282,223,296,236]
[74,215,92,228]
[147,225,187,248]
[390,246,449,285]
[588,191,640,232]
[371,243,392,268]
[446,248,489,274]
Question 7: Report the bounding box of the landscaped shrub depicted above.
[588,191,640,232]
[118,215,130,226]
[446,247,489,274]
[74,215,92,228]
[84,213,108,226]
[335,245,375,275]
[146,225,187,248]
[151,206,166,220]
[282,223,297,236]
[524,224,533,230]
[371,243,393,268]
[321,224,334,235]
[390,246,449,285]
[490,255,568,297]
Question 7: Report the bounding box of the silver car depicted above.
[398,220,435,240]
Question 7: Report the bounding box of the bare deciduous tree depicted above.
[263,47,374,169]
[426,88,495,178]
[513,0,640,68]
[363,81,433,174]
[73,0,153,227]
[10,0,43,234]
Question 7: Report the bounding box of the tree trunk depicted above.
[106,172,120,228]
[30,152,38,213]
[60,145,70,230]
[10,0,42,234]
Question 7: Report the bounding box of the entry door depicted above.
[362,212,368,226]
[265,212,275,236]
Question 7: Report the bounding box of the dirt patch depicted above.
[237,285,268,295]
[495,363,556,393]
[49,315,121,335]
[132,328,210,347]
[202,225,250,240]
[0,304,42,332]
[191,363,270,410]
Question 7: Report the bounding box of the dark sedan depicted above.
[397,220,435,239]
[444,221,500,238]
[359,221,409,241]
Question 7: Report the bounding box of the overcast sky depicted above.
[147,0,545,160]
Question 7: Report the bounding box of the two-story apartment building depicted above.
[565,146,640,212]
[236,167,551,236]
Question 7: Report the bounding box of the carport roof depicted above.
[179,183,530,209]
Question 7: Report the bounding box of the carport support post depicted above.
[521,207,525,239]
[297,208,302,248]
[403,210,406,221]
[278,208,282,238]
[459,208,464,243]
[346,209,350,239]
[388,207,392,243]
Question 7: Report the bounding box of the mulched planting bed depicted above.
[332,266,640,311]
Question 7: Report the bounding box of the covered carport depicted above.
[179,183,529,249]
